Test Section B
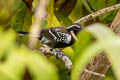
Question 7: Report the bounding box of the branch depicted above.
[75,3,120,24]
[39,45,73,70]
[28,0,49,49]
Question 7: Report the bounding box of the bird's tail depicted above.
[17,31,41,37]
[18,31,29,36]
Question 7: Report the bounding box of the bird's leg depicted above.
[50,48,73,70]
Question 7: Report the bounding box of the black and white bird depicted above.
[18,23,82,48]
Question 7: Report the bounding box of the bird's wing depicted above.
[49,27,72,44]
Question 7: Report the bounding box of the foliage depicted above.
[0,28,58,80]
[0,0,120,80]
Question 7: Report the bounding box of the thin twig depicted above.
[84,69,105,77]
[75,3,120,24]
[29,0,49,49]
[70,31,78,41]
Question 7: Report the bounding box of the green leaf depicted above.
[28,50,59,80]
[87,0,97,11]
[85,23,115,41]
[73,31,93,61]
[97,0,117,21]
[0,48,27,80]
[56,0,77,16]
[103,38,120,80]
[47,0,55,27]
[11,2,32,31]
[0,46,59,80]
[71,40,103,80]
[50,14,61,27]
[0,28,59,80]
[82,0,94,13]
[103,76,115,80]
[69,0,83,22]
[0,29,16,59]
[71,23,120,80]
[0,0,22,25]
[11,2,31,44]
[63,47,74,61]
[55,11,72,26]
[83,0,117,21]
[0,0,14,25]
[73,23,114,61]
[47,0,72,27]
[84,23,120,80]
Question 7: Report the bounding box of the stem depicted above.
[29,0,49,49]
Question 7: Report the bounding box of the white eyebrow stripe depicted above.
[66,24,81,29]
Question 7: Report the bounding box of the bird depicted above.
[18,23,83,48]
[18,23,82,70]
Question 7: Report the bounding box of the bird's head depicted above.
[66,23,83,34]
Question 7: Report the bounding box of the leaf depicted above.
[0,48,27,80]
[0,47,59,80]
[47,0,55,27]
[11,2,32,44]
[82,0,94,13]
[69,0,83,22]
[55,0,77,16]
[73,31,93,61]
[84,23,120,79]
[63,47,74,61]
[97,0,117,21]
[0,27,59,80]
[28,49,59,80]
[83,0,117,21]
[0,0,22,25]
[88,0,117,21]
[0,0,14,25]
[71,40,103,80]
[0,29,16,59]
[55,11,72,26]
[11,2,32,31]
[87,0,97,11]
[73,23,113,61]
[13,0,23,11]
[103,38,120,80]
[51,14,62,27]
[71,23,120,80]
[85,23,115,41]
